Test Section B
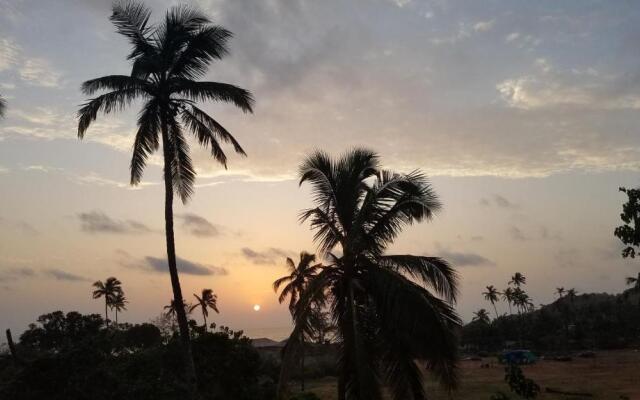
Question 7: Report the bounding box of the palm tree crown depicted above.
[92,277,123,325]
[556,287,565,298]
[273,252,322,312]
[189,288,219,330]
[482,285,500,319]
[509,272,526,287]
[472,309,491,325]
[110,292,128,325]
[165,298,190,317]
[279,149,461,400]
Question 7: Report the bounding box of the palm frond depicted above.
[111,1,155,60]
[170,26,232,79]
[130,100,160,185]
[172,79,254,113]
[77,88,146,138]
[166,118,195,203]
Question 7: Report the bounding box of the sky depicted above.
[0,0,639,340]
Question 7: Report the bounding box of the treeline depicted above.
[462,287,640,352]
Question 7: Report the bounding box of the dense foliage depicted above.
[0,311,275,400]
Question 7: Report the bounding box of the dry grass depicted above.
[299,350,640,399]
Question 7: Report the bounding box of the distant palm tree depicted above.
[0,95,6,118]
[555,287,565,298]
[273,252,322,311]
[278,149,461,400]
[472,309,491,325]
[77,2,254,391]
[164,298,190,318]
[92,277,123,325]
[273,251,322,392]
[482,285,501,319]
[110,292,128,325]
[509,272,526,287]
[189,288,219,331]
[512,287,533,314]
[566,288,578,300]
[502,287,514,315]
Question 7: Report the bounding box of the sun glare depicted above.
[253,304,261,312]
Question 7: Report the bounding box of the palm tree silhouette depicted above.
[278,149,460,400]
[555,287,565,298]
[189,288,219,331]
[482,285,501,319]
[0,94,6,118]
[92,277,123,326]
[110,292,128,325]
[626,272,640,289]
[164,298,190,318]
[77,2,253,390]
[472,309,491,325]
[509,272,526,287]
[502,287,514,315]
[273,251,322,392]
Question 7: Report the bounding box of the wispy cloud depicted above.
[177,213,221,238]
[77,211,152,234]
[241,247,291,265]
[43,269,89,282]
[479,194,519,209]
[509,226,528,241]
[435,245,495,267]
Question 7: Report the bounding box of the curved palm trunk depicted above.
[202,311,207,332]
[300,336,305,391]
[161,115,198,397]
[492,302,499,319]
[105,298,109,327]
[115,308,119,326]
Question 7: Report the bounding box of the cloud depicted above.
[43,269,89,282]
[509,226,528,241]
[77,211,152,234]
[177,213,221,237]
[241,247,291,265]
[0,37,62,87]
[0,216,38,235]
[473,20,495,33]
[479,194,519,209]
[144,256,228,276]
[435,248,495,267]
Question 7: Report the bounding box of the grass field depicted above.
[298,350,639,399]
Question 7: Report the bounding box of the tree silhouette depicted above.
[0,94,6,118]
[164,298,190,318]
[92,277,122,326]
[555,287,565,298]
[627,272,640,289]
[110,292,128,325]
[502,287,514,315]
[509,272,526,287]
[615,187,640,258]
[189,288,219,331]
[77,2,253,392]
[273,251,322,392]
[278,149,460,400]
[472,309,491,325]
[483,285,501,319]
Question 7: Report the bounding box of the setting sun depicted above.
[253,304,261,312]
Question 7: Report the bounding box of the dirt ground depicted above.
[299,350,640,399]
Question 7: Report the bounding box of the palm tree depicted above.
[512,287,533,314]
[555,287,565,298]
[626,272,640,290]
[472,309,491,325]
[509,272,526,287]
[164,298,190,318]
[502,287,514,315]
[0,95,6,118]
[189,288,219,331]
[273,251,322,392]
[278,149,461,400]
[77,2,254,391]
[110,292,128,325]
[92,277,123,325]
[482,285,501,319]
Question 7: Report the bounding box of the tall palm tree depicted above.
[278,149,461,400]
[509,272,526,287]
[482,285,501,319]
[0,95,6,118]
[77,2,253,391]
[502,287,514,315]
[92,277,123,325]
[555,287,565,298]
[110,292,128,325]
[472,309,491,325]
[512,287,533,314]
[273,251,322,392]
[189,288,219,331]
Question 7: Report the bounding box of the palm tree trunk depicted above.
[203,311,207,332]
[161,114,198,397]
[115,308,118,325]
[300,336,305,391]
[492,302,499,320]
[105,298,109,327]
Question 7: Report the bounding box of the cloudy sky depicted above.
[1,0,639,339]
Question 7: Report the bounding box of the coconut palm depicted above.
[472,309,491,325]
[189,288,219,331]
[273,252,322,311]
[482,285,500,319]
[512,287,533,314]
[92,277,123,325]
[0,95,6,118]
[164,298,190,318]
[555,287,565,298]
[502,287,514,315]
[110,292,128,325]
[509,272,526,287]
[278,149,461,400]
[77,2,254,390]
[274,251,322,392]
